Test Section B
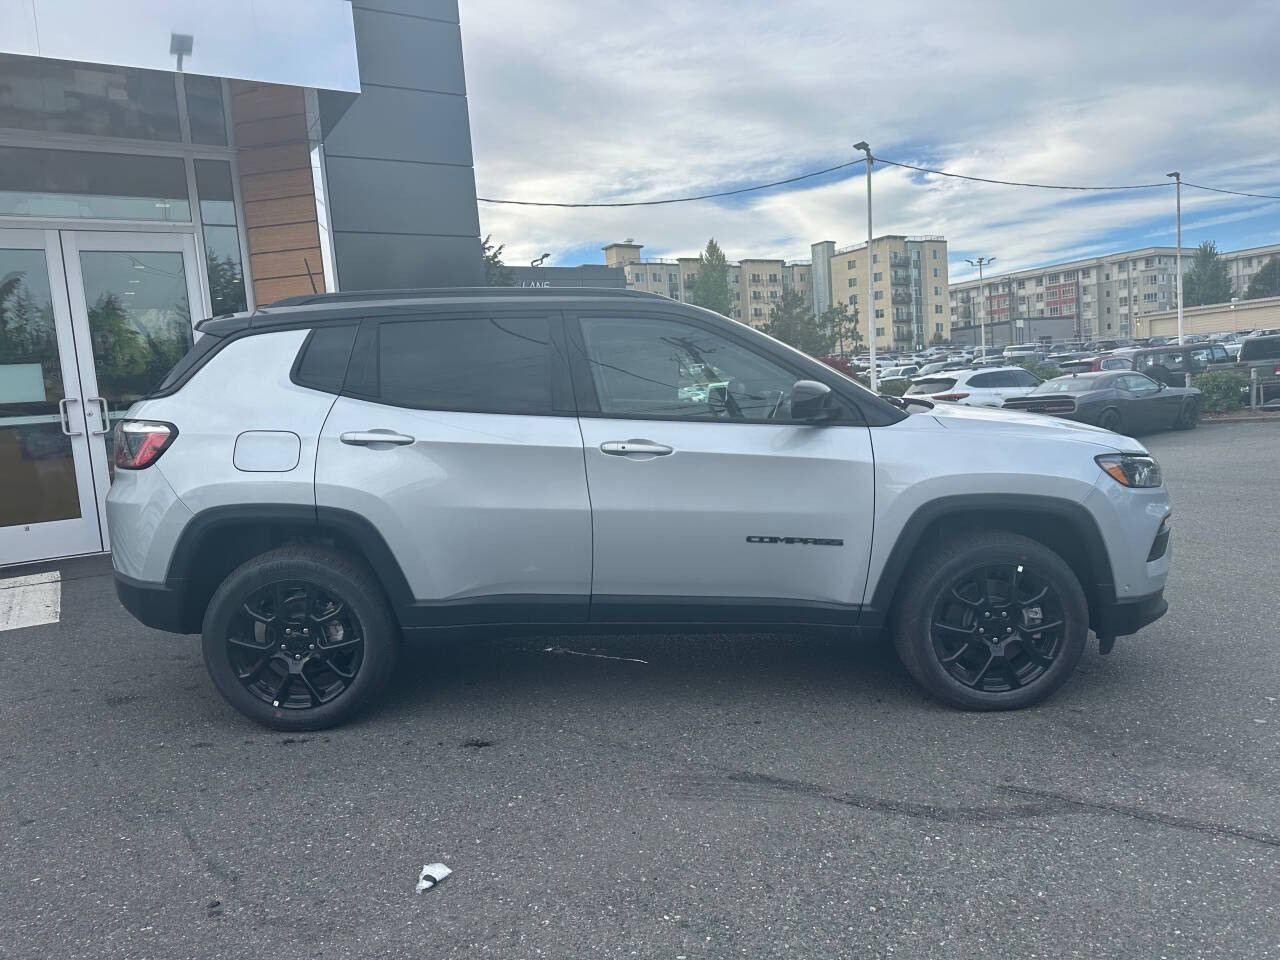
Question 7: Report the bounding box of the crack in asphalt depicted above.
[672,770,1280,849]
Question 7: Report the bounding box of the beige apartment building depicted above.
[948,241,1280,346]
[602,240,812,329]
[810,236,951,350]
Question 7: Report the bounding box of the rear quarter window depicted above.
[292,325,358,394]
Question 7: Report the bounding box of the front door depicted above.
[0,229,101,563]
[0,229,203,565]
[568,312,875,624]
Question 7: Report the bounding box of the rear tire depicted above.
[202,545,400,730]
[892,531,1088,711]
[1097,408,1121,432]
[1176,399,1200,430]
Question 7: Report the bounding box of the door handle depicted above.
[87,396,110,435]
[340,430,415,446]
[600,439,674,457]
[58,397,83,436]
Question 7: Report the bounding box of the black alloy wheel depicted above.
[226,581,365,710]
[1177,400,1200,430]
[930,563,1065,694]
[202,545,398,730]
[1098,408,1121,432]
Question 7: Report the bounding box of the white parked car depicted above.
[880,365,919,383]
[1003,344,1041,362]
[904,366,1043,406]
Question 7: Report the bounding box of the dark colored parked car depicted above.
[1129,342,1234,386]
[1234,334,1280,405]
[1002,371,1201,433]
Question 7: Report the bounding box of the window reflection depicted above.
[0,53,181,141]
[184,74,227,146]
[195,160,247,313]
[0,146,191,221]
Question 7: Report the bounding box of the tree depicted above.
[482,234,514,286]
[1245,256,1280,300]
[763,287,834,357]
[822,298,861,354]
[1182,241,1232,307]
[690,238,731,317]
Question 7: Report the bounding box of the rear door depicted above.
[316,311,592,626]
[567,310,874,624]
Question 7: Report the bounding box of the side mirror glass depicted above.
[791,379,837,421]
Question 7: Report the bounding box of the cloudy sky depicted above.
[460,0,1280,283]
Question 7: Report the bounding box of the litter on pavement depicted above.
[416,863,452,892]
[543,645,649,664]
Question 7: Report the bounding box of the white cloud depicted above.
[461,0,1280,276]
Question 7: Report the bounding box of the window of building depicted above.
[874,290,883,300]
[194,159,247,313]
[377,316,554,413]
[931,249,939,259]
[1144,258,1154,268]
[874,310,884,320]
[750,273,761,283]
[875,325,885,335]
[1049,305,1060,316]
[752,307,763,318]
[1035,278,1043,287]
[183,74,228,145]
[872,254,879,264]
[1157,256,1166,266]
[0,144,191,220]
[1035,292,1044,302]
[873,271,883,282]
[1081,269,1091,279]
[847,259,855,269]
[1143,292,1158,303]
[768,273,778,283]
[934,304,943,314]
[847,278,855,288]
[751,290,761,300]
[768,290,778,299]
[933,286,941,296]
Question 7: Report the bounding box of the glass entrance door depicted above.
[0,229,102,563]
[60,231,204,551]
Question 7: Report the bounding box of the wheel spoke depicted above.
[1019,585,1048,607]
[311,599,345,624]
[316,652,356,680]
[970,651,996,688]
[1003,661,1023,688]
[235,654,275,683]
[227,634,273,653]
[1021,619,1063,635]
[242,601,274,625]
[1017,640,1053,667]
[941,641,973,664]
[949,586,982,608]
[298,668,325,706]
[933,620,976,635]
[316,634,361,651]
[272,671,292,704]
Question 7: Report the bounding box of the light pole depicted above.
[854,141,876,389]
[1168,171,1184,344]
[965,256,995,354]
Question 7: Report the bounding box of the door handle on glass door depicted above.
[600,439,674,457]
[87,396,110,435]
[58,397,83,436]
[340,430,415,446]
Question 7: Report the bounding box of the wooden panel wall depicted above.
[230,81,326,305]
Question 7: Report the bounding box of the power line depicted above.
[1182,181,1280,201]
[475,154,1280,207]
[870,156,1169,191]
[476,159,862,207]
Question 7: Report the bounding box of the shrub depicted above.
[878,378,910,397]
[1019,359,1063,382]
[1191,371,1247,413]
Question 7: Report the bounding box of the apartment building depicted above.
[602,241,812,328]
[810,236,950,351]
[948,242,1280,346]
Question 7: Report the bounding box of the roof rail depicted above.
[264,286,666,309]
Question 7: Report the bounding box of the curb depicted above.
[1201,413,1280,424]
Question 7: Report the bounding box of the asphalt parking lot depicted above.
[2,422,1278,960]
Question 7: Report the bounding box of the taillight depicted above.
[932,392,970,401]
[114,420,177,469]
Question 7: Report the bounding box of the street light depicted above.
[530,253,550,268]
[965,256,996,354]
[1168,171,1184,344]
[853,141,876,388]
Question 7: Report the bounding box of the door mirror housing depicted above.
[790,379,838,421]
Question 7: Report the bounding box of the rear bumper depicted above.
[114,571,191,634]
[1095,588,1167,638]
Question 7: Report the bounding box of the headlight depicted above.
[1096,453,1162,488]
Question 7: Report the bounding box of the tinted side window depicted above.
[967,372,997,387]
[293,325,357,394]
[377,316,553,413]
[1010,369,1040,387]
[1124,375,1159,394]
[578,316,799,421]
[1241,337,1280,361]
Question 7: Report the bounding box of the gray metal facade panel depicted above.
[325,156,480,236]
[323,85,474,166]
[333,232,484,288]
[324,2,481,290]
[352,0,459,21]
[352,8,466,94]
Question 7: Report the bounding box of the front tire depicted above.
[1097,407,1121,432]
[892,531,1088,710]
[202,545,399,730]
[1176,399,1200,430]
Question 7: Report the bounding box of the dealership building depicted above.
[0,0,483,566]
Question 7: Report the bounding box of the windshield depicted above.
[1033,376,1100,393]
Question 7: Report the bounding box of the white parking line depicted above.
[0,571,62,632]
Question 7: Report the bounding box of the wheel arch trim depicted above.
[862,493,1115,629]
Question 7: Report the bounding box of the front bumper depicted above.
[1094,587,1168,638]
[115,571,192,634]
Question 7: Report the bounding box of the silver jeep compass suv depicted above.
[109,287,1171,729]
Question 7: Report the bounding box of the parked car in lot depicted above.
[904,366,1043,406]
[1234,333,1280,405]
[879,364,919,386]
[1002,344,1041,363]
[1058,352,1137,375]
[107,287,1171,727]
[1002,371,1201,433]
[1129,342,1234,387]
[916,359,968,376]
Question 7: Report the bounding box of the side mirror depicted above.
[791,379,838,422]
